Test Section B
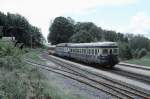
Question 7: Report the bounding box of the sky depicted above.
[0,0,150,39]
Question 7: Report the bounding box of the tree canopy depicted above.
[0,11,44,47]
[48,16,75,44]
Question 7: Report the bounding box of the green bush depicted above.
[133,49,140,58]
[118,42,132,60]
[0,41,51,99]
[138,48,147,58]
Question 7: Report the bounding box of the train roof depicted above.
[69,42,117,47]
[56,43,72,47]
[56,42,118,47]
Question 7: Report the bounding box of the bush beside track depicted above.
[0,40,51,99]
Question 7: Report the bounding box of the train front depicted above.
[99,42,119,67]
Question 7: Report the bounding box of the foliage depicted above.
[0,11,44,47]
[128,35,150,51]
[137,48,147,58]
[70,22,102,42]
[0,41,51,99]
[0,12,7,26]
[70,30,94,43]
[48,16,75,44]
[133,49,140,58]
[118,42,132,60]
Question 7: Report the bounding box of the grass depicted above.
[125,53,150,67]
[23,49,47,65]
[43,80,87,99]
[0,40,51,99]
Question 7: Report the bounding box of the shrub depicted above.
[118,42,132,60]
[133,49,140,58]
[0,41,51,99]
[138,48,147,58]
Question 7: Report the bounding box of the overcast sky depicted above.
[0,0,150,39]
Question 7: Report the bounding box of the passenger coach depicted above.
[55,42,119,68]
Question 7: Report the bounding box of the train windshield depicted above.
[102,48,118,55]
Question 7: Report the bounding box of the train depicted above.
[49,42,119,68]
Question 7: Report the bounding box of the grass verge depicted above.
[125,53,150,67]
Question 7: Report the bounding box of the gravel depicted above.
[39,61,115,99]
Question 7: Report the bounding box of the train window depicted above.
[90,49,92,55]
[88,49,90,55]
[110,49,112,54]
[84,49,86,54]
[95,49,97,55]
[92,49,94,55]
[102,49,108,55]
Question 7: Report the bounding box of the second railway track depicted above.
[118,63,150,71]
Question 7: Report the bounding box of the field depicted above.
[125,53,150,67]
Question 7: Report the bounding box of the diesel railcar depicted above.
[55,42,119,67]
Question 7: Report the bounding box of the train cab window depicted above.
[102,49,108,55]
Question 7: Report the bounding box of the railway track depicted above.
[52,53,150,85]
[118,63,150,71]
[29,54,150,99]
[24,58,125,99]
[110,68,150,84]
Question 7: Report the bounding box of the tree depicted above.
[0,12,44,47]
[138,48,147,58]
[48,16,75,44]
[0,12,7,26]
[69,22,104,43]
[70,30,93,43]
[118,42,132,60]
[129,35,150,51]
